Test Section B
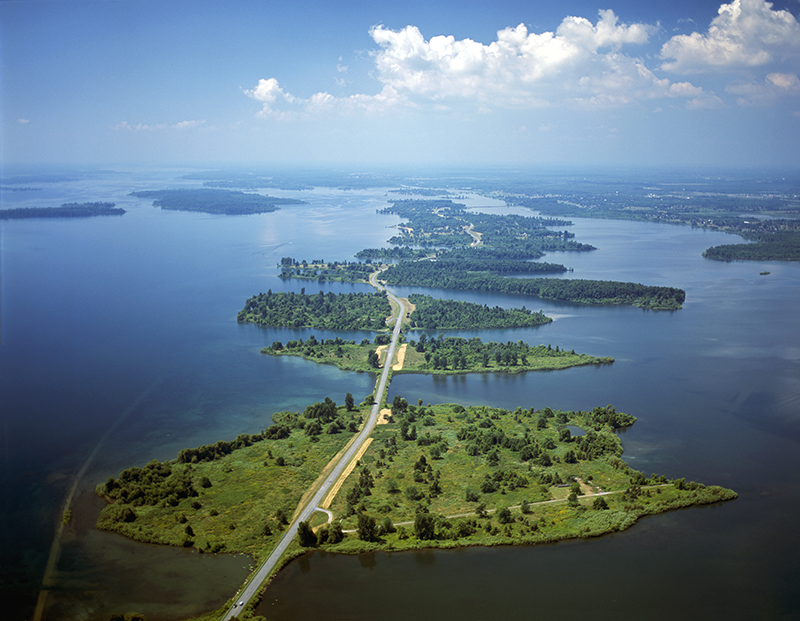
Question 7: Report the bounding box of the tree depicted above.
[297,521,317,547]
[414,511,436,540]
[592,497,609,510]
[345,392,355,411]
[357,513,378,541]
[326,522,344,544]
[497,507,513,524]
[380,515,396,535]
[367,350,380,368]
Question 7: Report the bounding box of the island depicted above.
[95,397,736,605]
[129,188,305,215]
[259,334,611,375]
[0,202,125,219]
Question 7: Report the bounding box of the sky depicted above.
[2,0,800,169]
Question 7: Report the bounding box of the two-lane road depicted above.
[222,270,404,619]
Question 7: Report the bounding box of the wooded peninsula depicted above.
[129,189,305,215]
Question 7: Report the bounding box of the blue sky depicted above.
[2,0,799,169]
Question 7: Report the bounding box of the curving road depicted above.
[222,270,404,620]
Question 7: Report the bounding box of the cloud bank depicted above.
[245,0,799,117]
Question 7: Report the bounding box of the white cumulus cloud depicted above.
[111,120,206,131]
[660,0,800,73]
[247,8,783,117]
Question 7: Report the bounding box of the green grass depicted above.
[96,409,363,563]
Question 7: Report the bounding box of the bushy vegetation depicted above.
[237,289,392,331]
[311,399,736,550]
[95,398,363,559]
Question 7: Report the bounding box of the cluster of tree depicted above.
[355,246,432,261]
[175,433,265,464]
[384,264,685,310]
[96,459,199,509]
[408,333,608,371]
[264,400,360,438]
[408,294,552,330]
[237,289,392,331]
[129,189,304,215]
[277,258,378,282]
[0,202,125,219]
[584,404,637,430]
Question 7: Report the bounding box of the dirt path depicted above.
[393,343,408,370]
[320,438,374,510]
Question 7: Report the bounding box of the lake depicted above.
[1,168,798,620]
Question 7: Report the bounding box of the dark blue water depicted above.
[2,169,799,620]
[0,170,396,619]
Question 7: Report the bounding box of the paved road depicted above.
[222,271,404,620]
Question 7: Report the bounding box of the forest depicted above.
[702,226,800,262]
[129,188,305,215]
[0,202,125,219]
[383,262,686,310]
[237,289,392,331]
[407,294,552,329]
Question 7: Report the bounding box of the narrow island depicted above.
[0,202,125,219]
[129,188,305,215]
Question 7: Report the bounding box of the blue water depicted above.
[2,168,799,620]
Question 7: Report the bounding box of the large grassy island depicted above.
[95,397,736,618]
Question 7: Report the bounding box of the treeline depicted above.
[384,262,685,309]
[0,202,125,219]
[129,188,304,215]
[408,294,552,329]
[703,230,800,262]
[237,289,392,330]
[399,258,566,277]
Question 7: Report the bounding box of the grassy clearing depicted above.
[95,406,364,563]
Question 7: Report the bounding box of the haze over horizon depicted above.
[2,0,799,170]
